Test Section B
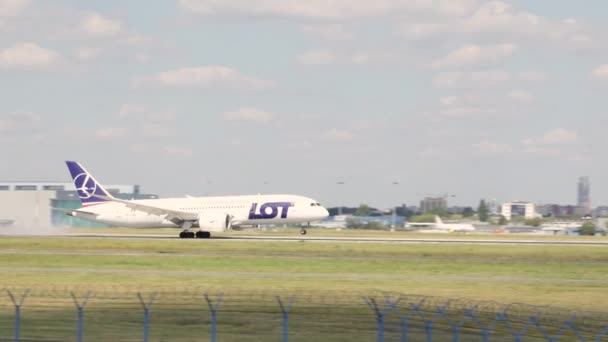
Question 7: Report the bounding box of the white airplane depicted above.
[433,216,475,232]
[61,161,329,238]
[408,216,475,232]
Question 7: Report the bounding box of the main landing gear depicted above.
[179,231,211,239]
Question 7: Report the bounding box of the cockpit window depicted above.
[310,203,322,206]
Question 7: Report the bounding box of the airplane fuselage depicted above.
[72,194,329,229]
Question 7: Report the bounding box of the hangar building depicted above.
[0,182,157,228]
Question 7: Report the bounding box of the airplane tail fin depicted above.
[65,161,114,207]
[435,215,443,225]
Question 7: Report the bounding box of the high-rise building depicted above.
[501,201,537,220]
[420,197,447,214]
[577,176,591,215]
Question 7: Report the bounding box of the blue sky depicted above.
[0,0,607,208]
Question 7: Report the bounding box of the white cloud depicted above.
[142,124,174,138]
[419,146,442,158]
[321,128,354,142]
[507,90,535,103]
[439,106,498,118]
[115,104,176,122]
[0,0,30,17]
[431,44,516,69]
[297,50,336,65]
[302,24,353,40]
[178,0,478,19]
[297,49,396,66]
[74,47,100,61]
[398,1,594,50]
[163,145,193,158]
[223,107,273,123]
[431,91,537,119]
[0,111,40,133]
[464,1,545,36]
[522,146,562,158]
[432,70,511,88]
[132,53,149,64]
[285,141,313,150]
[473,140,512,155]
[0,43,61,71]
[517,70,547,82]
[95,127,129,140]
[81,13,122,37]
[437,95,498,118]
[592,65,608,79]
[540,128,578,145]
[128,143,149,153]
[133,66,276,89]
[0,0,29,16]
[523,128,578,146]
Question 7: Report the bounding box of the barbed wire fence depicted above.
[0,288,607,341]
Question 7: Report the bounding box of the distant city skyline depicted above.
[578,176,592,213]
[0,1,607,208]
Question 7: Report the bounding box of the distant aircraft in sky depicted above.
[60,161,329,238]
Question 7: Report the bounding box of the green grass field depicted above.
[1,236,607,309]
[0,234,607,341]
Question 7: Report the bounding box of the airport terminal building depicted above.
[0,181,157,228]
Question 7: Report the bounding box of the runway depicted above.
[2,266,607,284]
[3,233,607,245]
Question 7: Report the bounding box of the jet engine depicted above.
[197,213,232,232]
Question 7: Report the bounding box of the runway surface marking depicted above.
[1,267,606,284]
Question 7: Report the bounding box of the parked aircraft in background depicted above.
[60,161,329,238]
[407,216,476,232]
[433,215,475,232]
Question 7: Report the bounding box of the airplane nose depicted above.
[321,207,329,219]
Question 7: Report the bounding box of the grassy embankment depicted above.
[0,236,606,341]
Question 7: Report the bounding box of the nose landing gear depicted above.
[299,221,311,235]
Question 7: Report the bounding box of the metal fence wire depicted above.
[0,288,607,342]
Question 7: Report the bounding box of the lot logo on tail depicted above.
[249,202,294,220]
[65,161,112,205]
[74,173,98,199]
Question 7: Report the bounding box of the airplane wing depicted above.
[94,195,199,222]
[51,207,98,216]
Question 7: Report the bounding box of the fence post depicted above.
[465,305,499,342]
[276,295,295,342]
[6,289,29,342]
[407,299,433,342]
[495,305,535,342]
[137,292,158,342]
[71,291,91,342]
[204,293,223,342]
[594,324,608,342]
[559,318,585,342]
[364,296,395,342]
[387,296,416,342]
